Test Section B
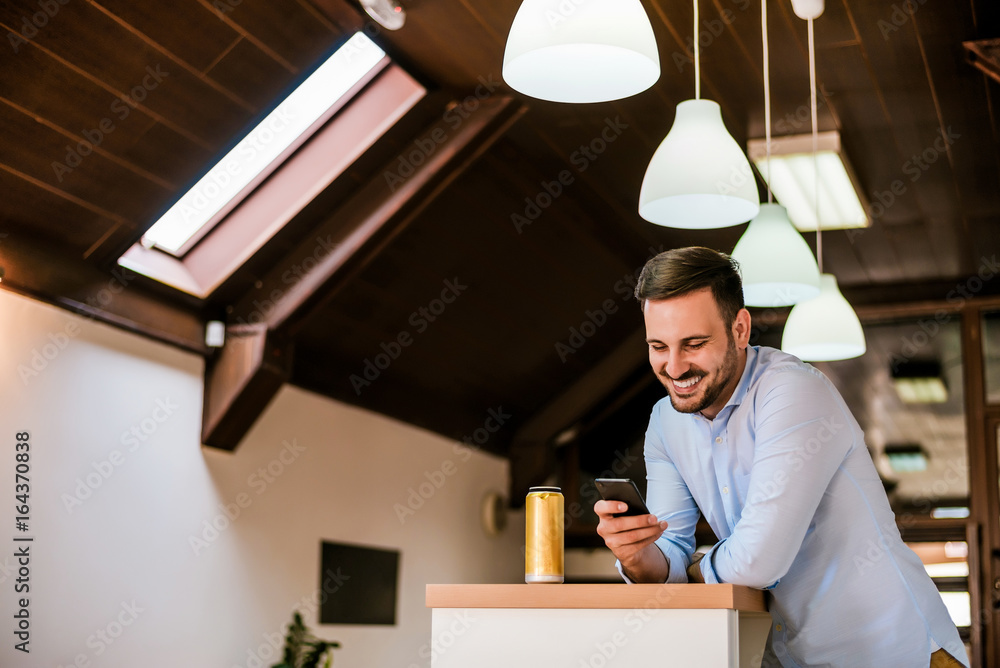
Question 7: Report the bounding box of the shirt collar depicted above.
[709,344,759,418]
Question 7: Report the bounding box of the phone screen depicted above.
[594,478,651,517]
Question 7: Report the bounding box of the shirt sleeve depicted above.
[700,367,857,589]
[616,402,701,584]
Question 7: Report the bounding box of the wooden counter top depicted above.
[426,584,766,612]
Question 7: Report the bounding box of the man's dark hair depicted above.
[634,247,744,327]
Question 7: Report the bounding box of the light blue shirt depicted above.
[621,345,968,667]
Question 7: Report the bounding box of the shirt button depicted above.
[722,486,729,494]
[715,436,722,444]
[776,624,783,632]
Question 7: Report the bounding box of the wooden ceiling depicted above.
[1,0,998,500]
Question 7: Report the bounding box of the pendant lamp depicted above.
[734,204,821,306]
[638,0,759,228]
[781,0,866,361]
[731,0,819,306]
[502,0,659,103]
[782,274,866,361]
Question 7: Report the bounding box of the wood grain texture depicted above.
[425,584,767,612]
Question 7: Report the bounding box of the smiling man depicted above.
[594,247,968,667]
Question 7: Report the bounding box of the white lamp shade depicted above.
[639,99,760,228]
[732,203,821,307]
[502,0,659,103]
[781,274,866,361]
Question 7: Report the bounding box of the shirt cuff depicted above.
[699,543,722,584]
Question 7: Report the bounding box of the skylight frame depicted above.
[141,32,389,258]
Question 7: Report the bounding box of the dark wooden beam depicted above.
[0,233,209,355]
[204,93,526,450]
[201,324,293,449]
[964,39,1000,87]
[241,94,525,335]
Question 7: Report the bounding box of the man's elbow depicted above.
[719,558,786,590]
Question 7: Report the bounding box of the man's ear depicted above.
[733,308,752,348]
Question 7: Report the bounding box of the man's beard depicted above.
[662,335,740,415]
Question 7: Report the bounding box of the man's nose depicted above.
[664,350,689,380]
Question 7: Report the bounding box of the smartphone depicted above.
[594,478,651,517]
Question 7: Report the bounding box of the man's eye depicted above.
[688,341,707,349]
[650,345,666,352]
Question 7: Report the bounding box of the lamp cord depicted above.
[808,16,822,274]
[763,0,772,203]
[694,0,700,100]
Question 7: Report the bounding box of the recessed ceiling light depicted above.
[884,444,928,473]
[931,506,970,520]
[891,361,948,404]
[748,131,869,233]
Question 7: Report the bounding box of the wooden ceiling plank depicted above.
[192,0,296,72]
[89,0,246,73]
[205,35,300,110]
[0,28,213,150]
[0,111,169,225]
[0,162,130,229]
[0,3,253,147]
[0,96,175,191]
[0,169,112,253]
[86,0,256,112]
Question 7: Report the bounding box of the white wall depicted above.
[0,289,525,667]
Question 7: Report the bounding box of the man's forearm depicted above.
[620,542,670,583]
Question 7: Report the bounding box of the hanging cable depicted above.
[763,0,772,203]
[808,16,822,273]
[694,0,701,100]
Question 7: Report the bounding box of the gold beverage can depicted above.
[525,486,564,584]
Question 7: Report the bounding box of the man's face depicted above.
[643,287,750,419]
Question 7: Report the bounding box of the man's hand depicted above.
[595,500,669,582]
[686,551,706,583]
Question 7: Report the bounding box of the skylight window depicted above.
[142,32,387,256]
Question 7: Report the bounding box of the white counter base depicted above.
[431,606,772,667]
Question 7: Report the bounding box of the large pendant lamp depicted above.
[638,0,759,228]
[502,0,659,103]
[781,1,866,361]
[732,0,820,306]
